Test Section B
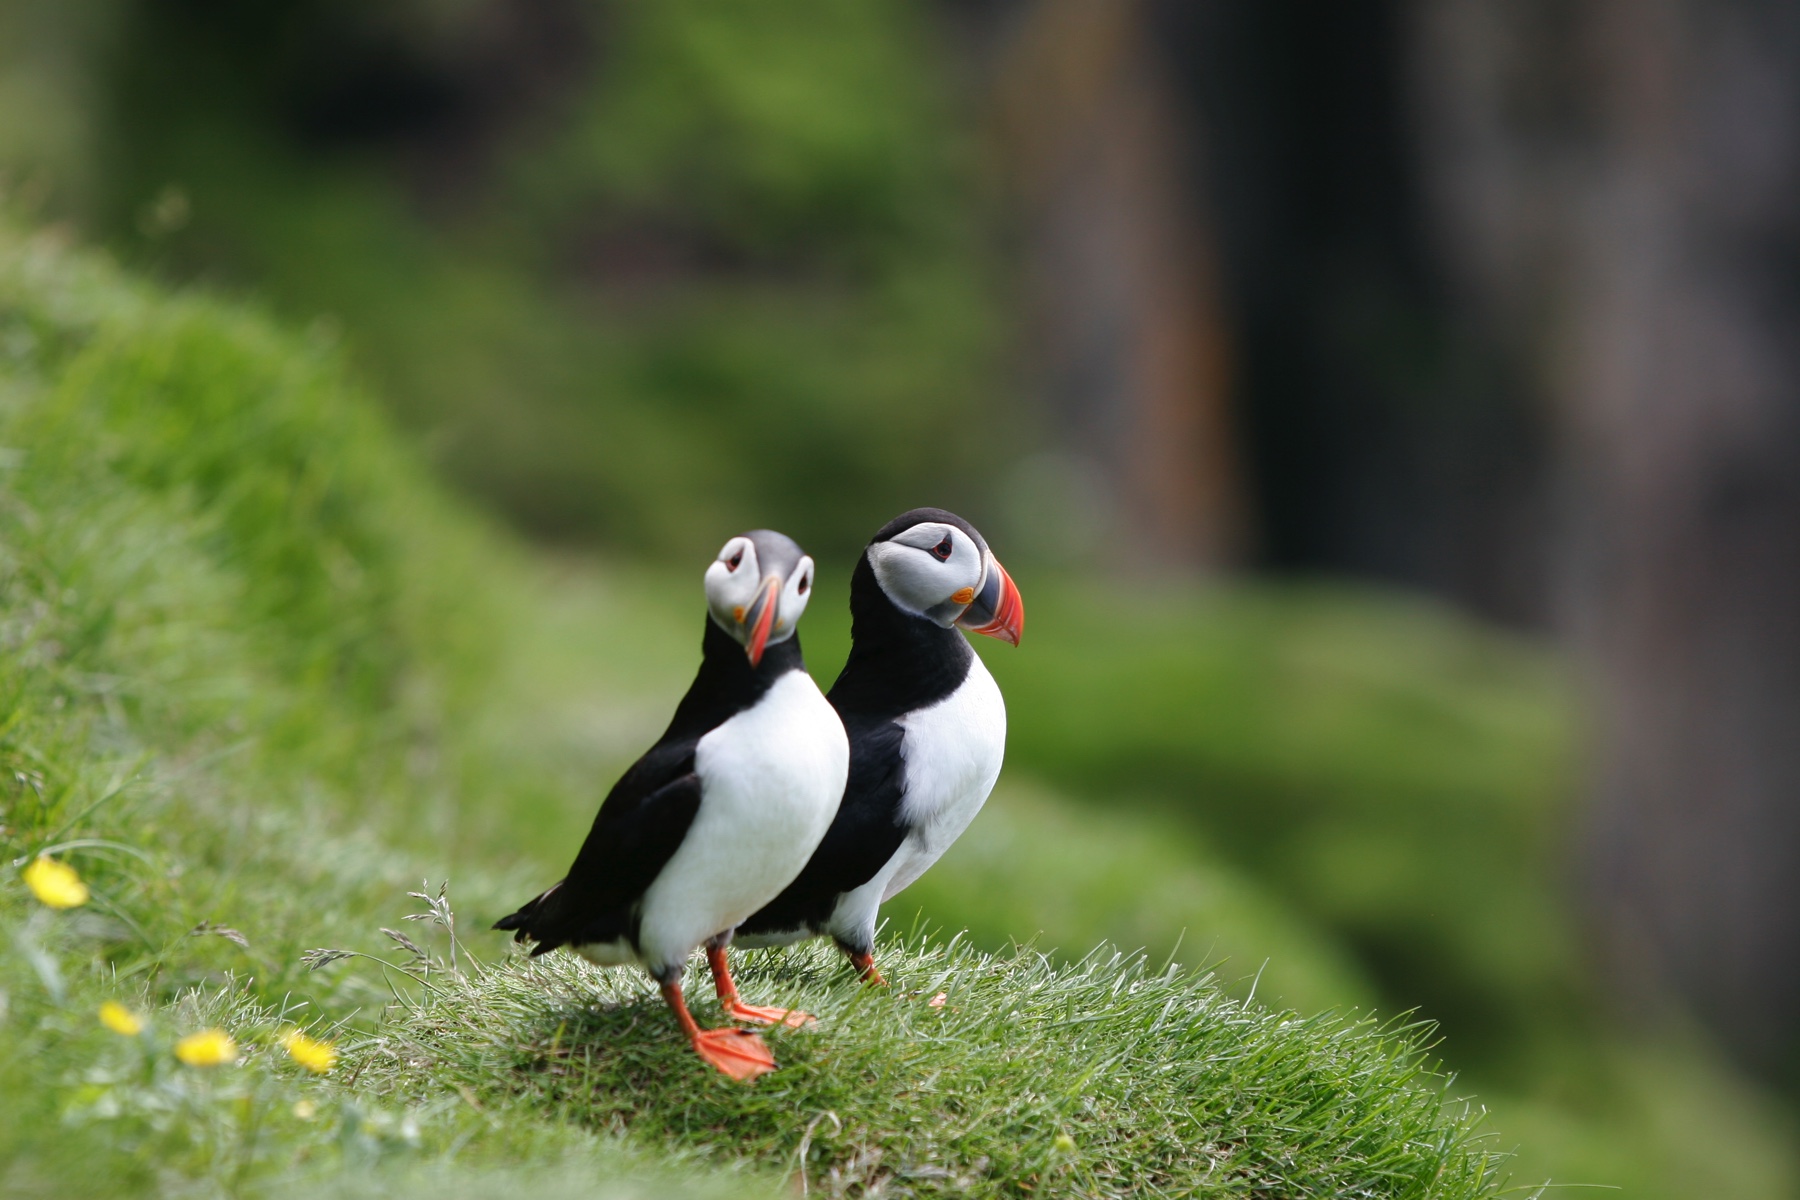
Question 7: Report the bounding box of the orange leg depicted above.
[659,979,775,1082]
[706,943,814,1028]
[846,949,887,987]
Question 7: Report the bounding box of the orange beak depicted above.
[957,556,1023,647]
[744,576,782,666]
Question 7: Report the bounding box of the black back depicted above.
[738,510,977,942]
[494,618,806,955]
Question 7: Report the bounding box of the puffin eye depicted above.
[727,550,743,571]
[931,536,953,562]
[797,572,810,595]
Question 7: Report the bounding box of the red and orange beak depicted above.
[956,556,1024,646]
[743,575,783,666]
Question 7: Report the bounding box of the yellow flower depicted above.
[98,1002,144,1036]
[1053,1133,1077,1154]
[23,856,88,909]
[175,1029,237,1067]
[280,1029,337,1074]
[292,1099,318,1121]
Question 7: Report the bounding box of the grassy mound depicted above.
[0,220,720,1196]
[365,934,1497,1199]
[0,221,1515,1196]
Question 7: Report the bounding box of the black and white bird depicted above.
[727,508,1023,985]
[493,530,848,1081]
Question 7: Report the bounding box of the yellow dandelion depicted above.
[98,1001,144,1036]
[174,1029,237,1067]
[280,1029,337,1074]
[23,856,88,909]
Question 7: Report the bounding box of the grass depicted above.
[968,582,1584,1073]
[899,782,1378,1016]
[0,217,1792,1198]
[0,219,720,1196]
[0,219,1518,1196]
[355,931,1501,1199]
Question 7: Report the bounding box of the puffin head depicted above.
[704,529,816,667]
[864,508,1024,646]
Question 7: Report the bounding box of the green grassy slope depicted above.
[0,223,1511,1196]
[364,938,1497,1199]
[455,569,1800,1200]
[0,223,687,1196]
[977,582,1584,1070]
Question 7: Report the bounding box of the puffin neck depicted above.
[829,553,972,719]
[662,616,806,741]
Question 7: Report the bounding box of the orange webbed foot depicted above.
[725,1001,816,1028]
[689,1026,776,1082]
[705,942,817,1028]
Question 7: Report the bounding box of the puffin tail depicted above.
[493,882,561,946]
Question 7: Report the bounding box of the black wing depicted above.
[493,745,703,955]
[496,615,799,954]
[738,715,908,936]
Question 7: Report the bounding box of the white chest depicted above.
[883,651,1006,898]
[634,670,849,969]
[695,671,849,830]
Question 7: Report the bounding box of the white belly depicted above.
[885,652,1006,898]
[634,671,848,971]
[825,653,1005,947]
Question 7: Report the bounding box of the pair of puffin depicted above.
[495,509,1023,1080]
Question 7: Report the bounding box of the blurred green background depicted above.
[2,1,1795,1196]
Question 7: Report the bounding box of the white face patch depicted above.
[704,536,815,648]
[773,553,815,637]
[705,536,764,631]
[866,523,987,626]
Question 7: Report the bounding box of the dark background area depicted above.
[3,0,1797,1191]
[1156,0,1545,616]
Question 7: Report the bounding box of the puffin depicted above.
[493,530,849,1081]
[720,508,1023,988]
